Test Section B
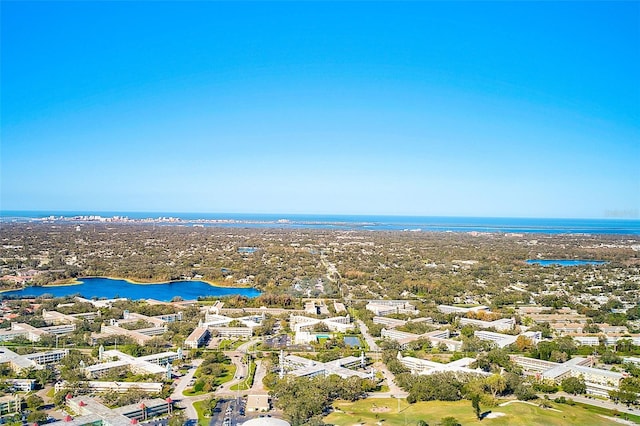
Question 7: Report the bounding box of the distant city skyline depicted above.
[2,2,638,219]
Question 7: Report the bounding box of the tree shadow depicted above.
[480,410,492,420]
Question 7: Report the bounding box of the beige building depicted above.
[246,394,270,412]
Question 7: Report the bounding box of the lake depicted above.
[526,259,607,267]
[1,277,261,301]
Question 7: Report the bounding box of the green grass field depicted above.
[192,400,211,426]
[183,365,236,396]
[218,364,237,384]
[323,398,636,426]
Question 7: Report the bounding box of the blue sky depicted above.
[2,1,638,218]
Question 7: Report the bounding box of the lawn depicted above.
[218,363,237,384]
[193,399,215,426]
[183,365,236,396]
[324,398,632,426]
[218,339,245,350]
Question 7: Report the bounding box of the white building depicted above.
[55,380,163,394]
[396,353,489,376]
[512,355,626,398]
[0,347,68,373]
[185,326,210,349]
[210,327,253,338]
[0,322,50,342]
[366,300,418,316]
[437,305,489,315]
[380,328,461,351]
[84,348,180,379]
[281,352,374,380]
[460,317,515,331]
[289,314,354,333]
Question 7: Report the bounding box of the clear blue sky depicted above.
[2,1,638,218]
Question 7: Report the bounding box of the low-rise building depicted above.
[0,395,21,416]
[569,333,640,347]
[437,305,489,315]
[7,378,36,392]
[367,300,417,316]
[280,351,374,380]
[474,330,541,349]
[246,394,270,412]
[381,328,461,351]
[373,316,407,328]
[185,326,210,349]
[84,348,180,379]
[0,322,50,342]
[512,355,625,398]
[210,327,253,338]
[50,396,172,426]
[396,353,489,376]
[0,347,68,373]
[55,380,163,394]
[460,317,515,332]
[42,309,83,325]
[289,314,353,333]
[95,324,154,345]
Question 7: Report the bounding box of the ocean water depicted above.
[0,277,261,301]
[1,211,639,235]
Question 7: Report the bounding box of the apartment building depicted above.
[184,326,210,349]
[512,355,625,398]
[289,314,354,333]
[459,317,515,332]
[396,353,488,376]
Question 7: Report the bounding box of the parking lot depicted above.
[210,397,247,426]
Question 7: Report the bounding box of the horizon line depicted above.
[1,209,639,221]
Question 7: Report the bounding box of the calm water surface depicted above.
[1,277,261,301]
[526,259,607,266]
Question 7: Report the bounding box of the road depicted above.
[250,359,268,394]
[355,319,408,398]
[356,319,380,352]
[216,338,262,397]
[170,358,207,424]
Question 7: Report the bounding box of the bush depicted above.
[438,417,461,426]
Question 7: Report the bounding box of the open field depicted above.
[324,398,637,426]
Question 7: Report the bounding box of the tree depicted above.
[485,374,506,398]
[471,393,481,420]
[609,377,640,407]
[167,410,186,426]
[514,335,534,352]
[34,367,55,387]
[26,394,44,411]
[27,411,47,424]
[561,376,586,395]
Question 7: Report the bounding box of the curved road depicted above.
[172,338,261,424]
